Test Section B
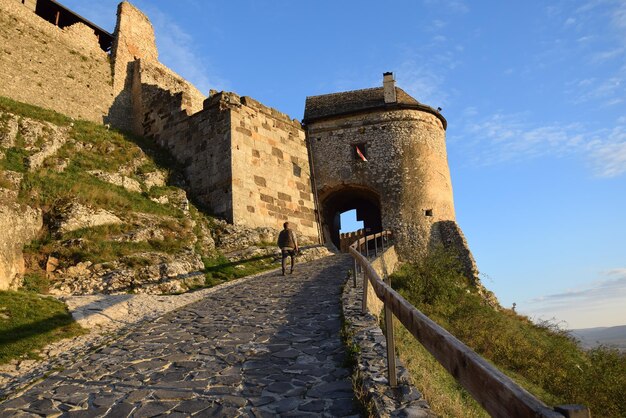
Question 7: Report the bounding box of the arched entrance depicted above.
[319,186,382,249]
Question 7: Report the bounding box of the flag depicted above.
[355,145,368,162]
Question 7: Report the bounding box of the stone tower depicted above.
[304,73,465,261]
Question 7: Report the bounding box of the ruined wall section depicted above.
[141,92,233,220]
[0,0,113,122]
[307,109,456,259]
[131,59,205,135]
[110,2,205,132]
[230,96,319,242]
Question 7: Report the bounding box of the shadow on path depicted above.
[0,254,361,417]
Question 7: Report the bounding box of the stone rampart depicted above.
[0,0,114,123]
[109,2,205,132]
[140,90,319,243]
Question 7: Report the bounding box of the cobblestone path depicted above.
[0,254,361,417]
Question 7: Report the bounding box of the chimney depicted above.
[383,72,397,103]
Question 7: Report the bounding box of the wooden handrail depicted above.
[348,231,589,418]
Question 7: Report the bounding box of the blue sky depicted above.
[62,0,625,329]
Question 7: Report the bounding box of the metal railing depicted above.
[348,231,589,418]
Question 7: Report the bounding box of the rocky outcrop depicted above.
[48,200,122,234]
[0,112,18,148]
[87,170,142,193]
[214,222,280,252]
[49,250,205,295]
[0,203,42,290]
[0,112,70,171]
[139,170,166,189]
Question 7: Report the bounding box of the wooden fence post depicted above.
[362,269,369,314]
[384,293,397,387]
[374,234,378,257]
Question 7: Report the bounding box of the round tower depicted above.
[303,72,459,260]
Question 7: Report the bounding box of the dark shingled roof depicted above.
[303,86,446,129]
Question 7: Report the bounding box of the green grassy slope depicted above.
[390,247,626,417]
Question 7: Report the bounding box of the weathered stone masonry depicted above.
[304,74,478,273]
[0,0,114,123]
[140,89,319,242]
[0,0,477,271]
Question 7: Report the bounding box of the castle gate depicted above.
[304,73,456,259]
[319,186,382,250]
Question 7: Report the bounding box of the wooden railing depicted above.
[349,231,589,418]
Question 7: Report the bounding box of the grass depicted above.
[0,291,85,365]
[25,222,191,268]
[0,96,71,127]
[394,323,487,417]
[202,253,280,286]
[390,246,626,417]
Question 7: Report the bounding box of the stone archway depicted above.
[319,186,382,249]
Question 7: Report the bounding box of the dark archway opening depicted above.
[320,187,382,250]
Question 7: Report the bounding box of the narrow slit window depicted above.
[292,163,302,177]
[352,143,368,161]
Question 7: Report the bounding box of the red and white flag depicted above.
[355,145,368,162]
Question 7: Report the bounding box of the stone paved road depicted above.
[0,254,361,417]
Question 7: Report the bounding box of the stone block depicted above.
[277,192,292,202]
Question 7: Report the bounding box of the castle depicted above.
[0,0,476,272]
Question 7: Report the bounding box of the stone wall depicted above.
[0,0,114,123]
[307,108,456,260]
[131,59,205,134]
[230,96,318,242]
[143,92,234,220]
[110,2,205,132]
[141,90,320,243]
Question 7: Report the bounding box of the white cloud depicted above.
[523,269,626,328]
[612,0,626,29]
[396,60,447,108]
[591,47,626,64]
[453,112,626,177]
[588,125,626,177]
[455,112,585,164]
[142,6,228,94]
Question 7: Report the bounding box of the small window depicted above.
[292,163,302,177]
[424,209,433,217]
[352,143,368,161]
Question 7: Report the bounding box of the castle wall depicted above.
[130,59,205,138]
[0,0,114,123]
[138,89,319,242]
[109,2,205,132]
[229,96,318,242]
[307,109,456,258]
[141,92,234,220]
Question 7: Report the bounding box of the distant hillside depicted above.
[570,325,626,351]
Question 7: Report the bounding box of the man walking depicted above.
[277,222,299,276]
